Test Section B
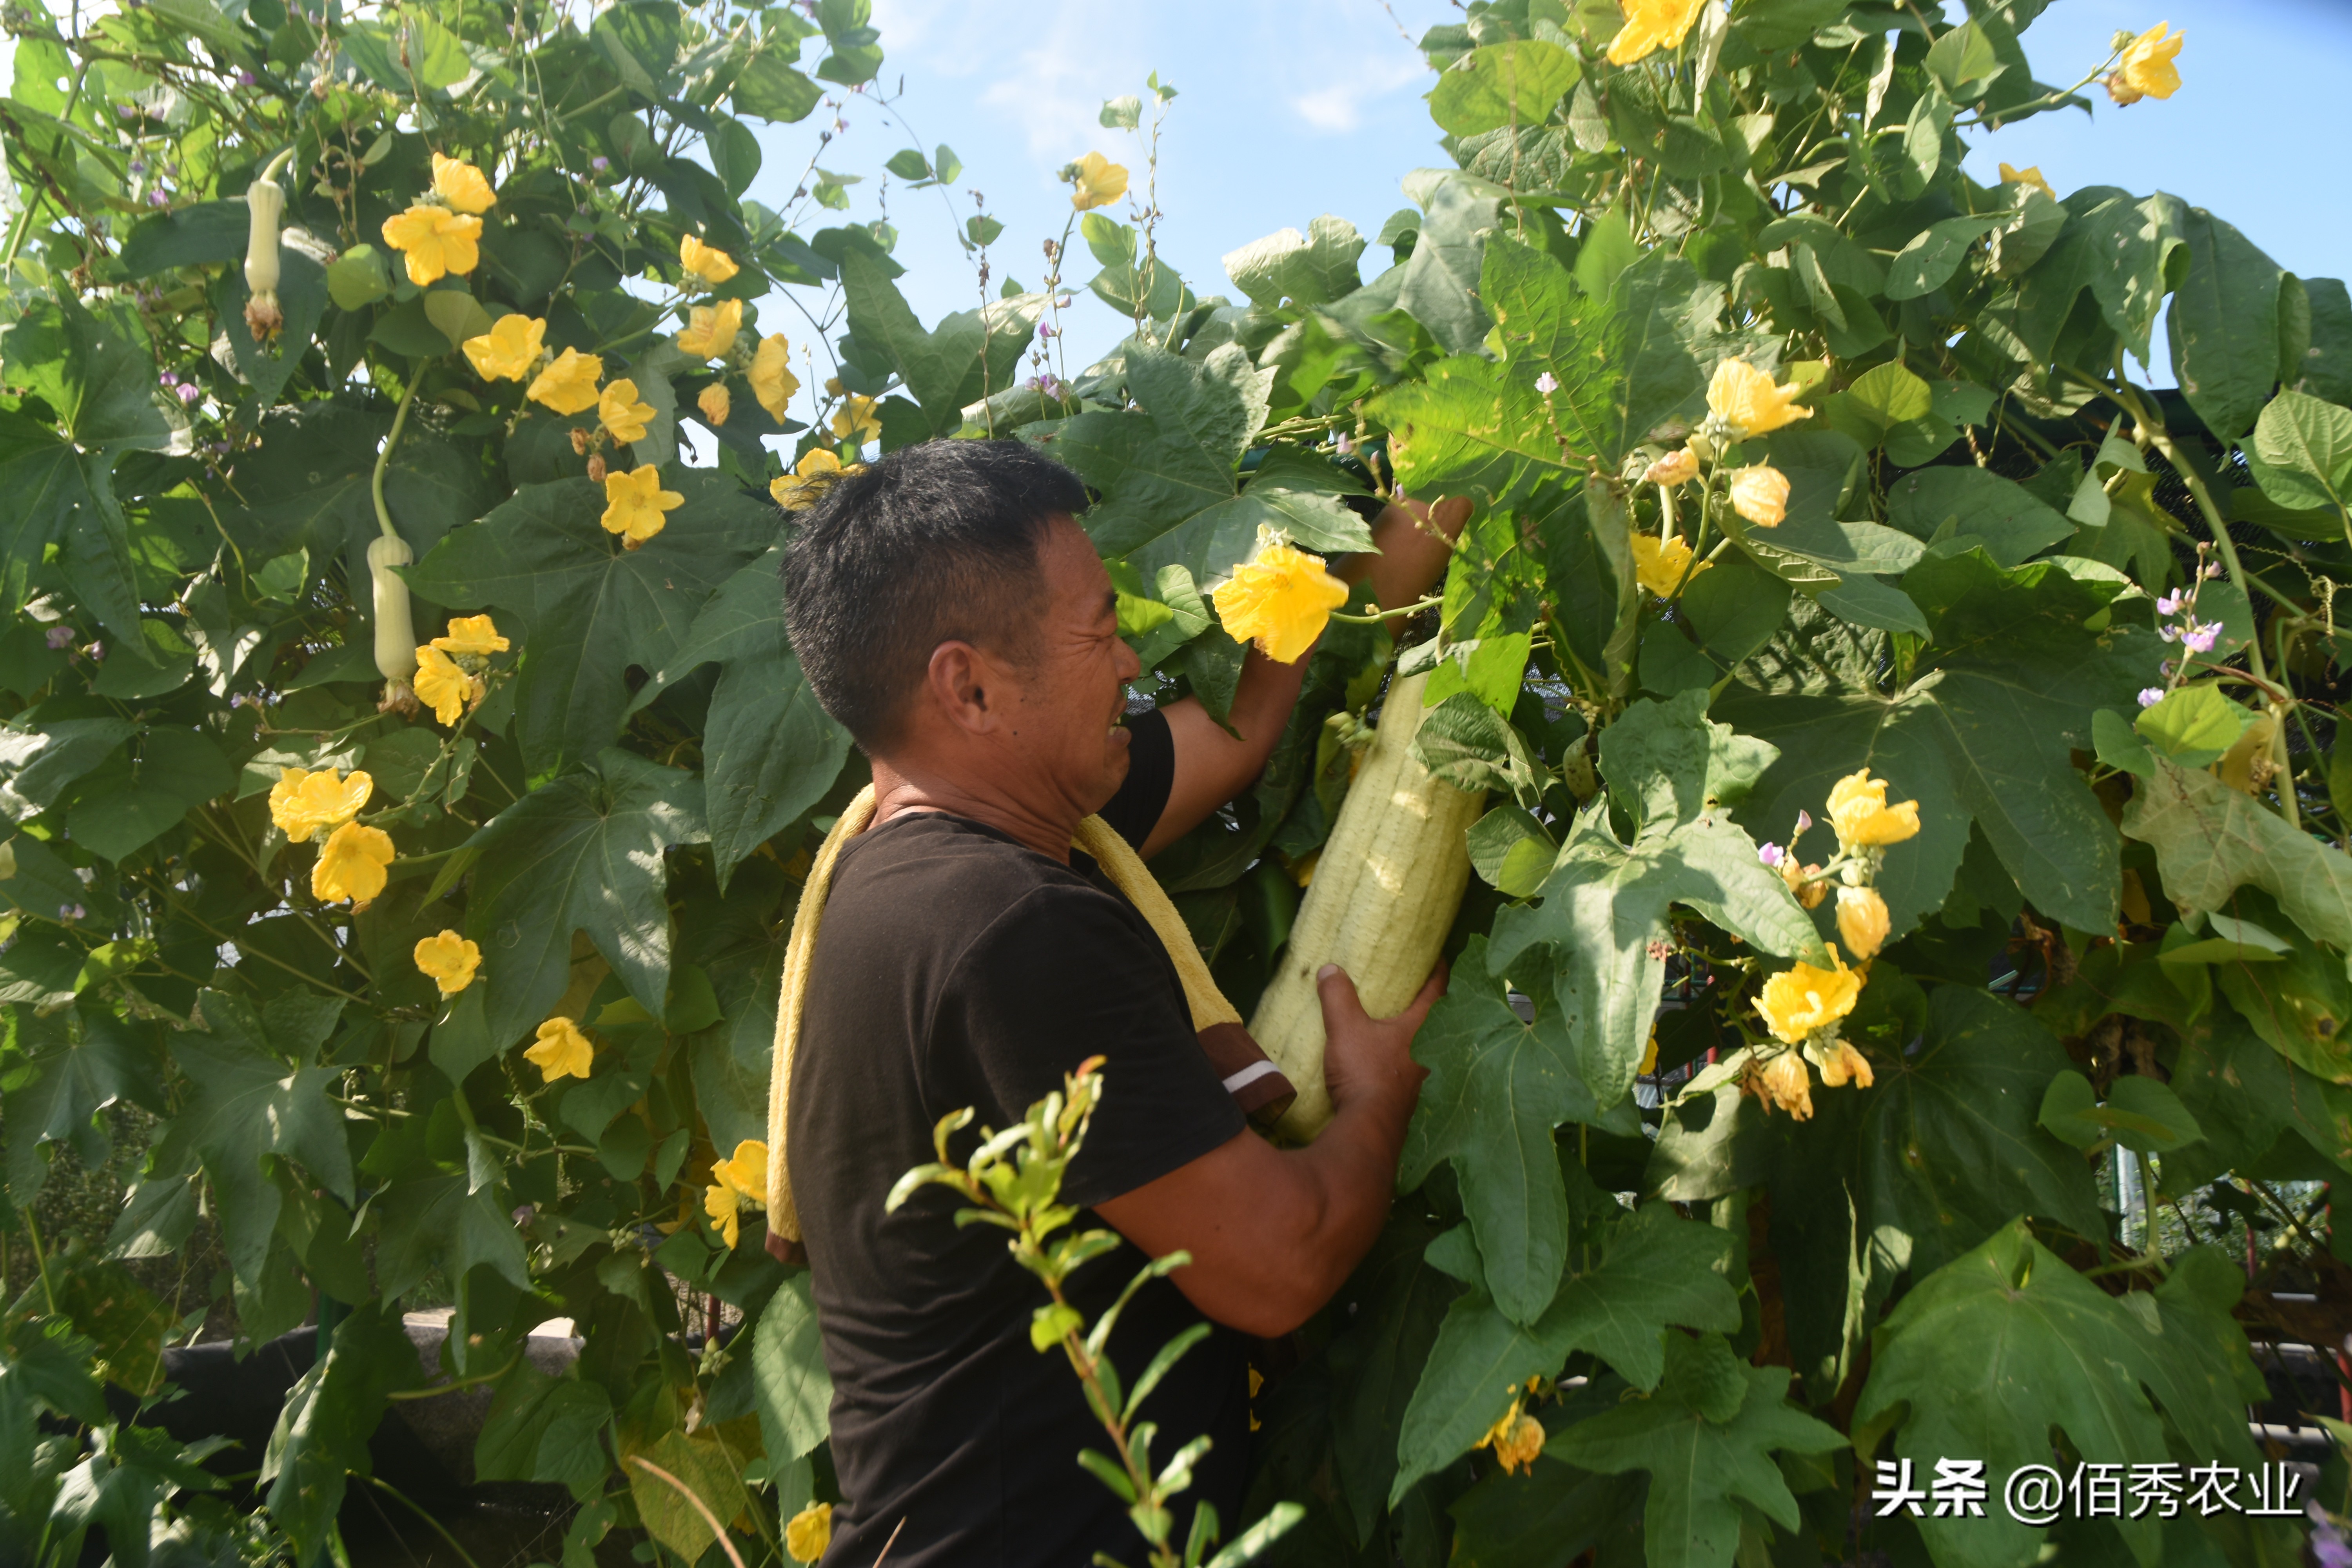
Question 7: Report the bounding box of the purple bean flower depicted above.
[1757,842,1784,867]
[59,903,85,921]
[86,642,104,662]
[591,155,610,172]
[159,369,179,387]
[45,624,76,649]
[1534,370,1560,395]
[128,158,147,175]
[2138,687,2165,708]
[238,69,257,86]
[1036,320,1057,340]
[1334,432,1353,455]
[146,188,169,207]
[1794,809,1813,833]
[2203,561,2223,579]
[2159,623,2180,642]
[2182,621,2221,654]
[175,382,201,404]
[115,103,135,120]
[1028,373,1065,400]
[2154,589,2184,615]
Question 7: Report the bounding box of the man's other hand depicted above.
[1317,961,1439,1122]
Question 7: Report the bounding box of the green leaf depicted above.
[64,728,234,863]
[635,550,851,888]
[2167,208,2283,442]
[1390,1203,1739,1504]
[752,1272,833,1463]
[1884,466,2073,567]
[1884,216,1996,301]
[1543,1342,1844,1568]
[2123,757,2352,948]
[405,472,778,773]
[0,291,178,451]
[1220,215,1366,309]
[1858,987,2107,1270]
[475,1361,615,1500]
[2248,388,2352,511]
[2209,900,2352,1084]
[1326,1214,1461,1541]
[2134,683,2249,766]
[1488,691,1827,1111]
[2036,1069,2205,1152]
[151,989,354,1285]
[261,1301,423,1561]
[1396,170,1502,356]
[1854,1220,2179,1568]
[463,748,706,1045]
[116,200,248,278]
[840,250,1040,431]
[1398,937,1631,1322]
[1426,40,1580,136]
[733,48,822,122]
[628,1429,753,1563]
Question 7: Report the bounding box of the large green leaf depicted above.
[1882,467,2072,568]
[261,1301,423,1561]
[839,251,1042,433]
[1488,691,1828,1111]
[63,728,236,864]
[463,748,708,1045]
[1728,550,2158,933]
[407,472,779,772]
[1426,40,1580,136]
[151,989,353,1286]
[475,1360,616,1501]
[751,1272,833,1463]
[1327,1212,1461,1543]
[2166,208,2283,442]
[0,414,93,622]
[0,1008,160,1205]
[1855,1220,2180,1568]
[1544,1340,1844,1568]
[635,549,851,888]
[1396,170,1500,355]
[1397,937,1635,1323]
[1390,1203,1739,1504]
[2122,757,2352,947]
[0,291,178,451]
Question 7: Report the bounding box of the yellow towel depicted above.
[764,787,1242,1243]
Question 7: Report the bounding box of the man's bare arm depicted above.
[1094,963,1441,1337]
[1139,496,1470,857]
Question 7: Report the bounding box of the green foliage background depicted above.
[5,0,2352,1564]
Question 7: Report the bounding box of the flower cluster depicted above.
[1210,528,1351,664]
[2140,553,2227,707]
[1625,358,1806,598]
[2107,22,2183,106]
[1745,768,1922,1118]
[703,1138,769,1248]
[381,153,495,286]
[771,447,864,510]
[412,614,509,727]
[269,766,395,906]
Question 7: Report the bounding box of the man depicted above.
[777,439,1462,1566]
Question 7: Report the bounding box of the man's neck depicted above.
[867,754,1079,863]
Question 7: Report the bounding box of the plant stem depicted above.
[372,371,422,543]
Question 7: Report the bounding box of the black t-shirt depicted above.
[788,707,1250,1567]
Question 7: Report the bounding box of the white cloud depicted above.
[1284,33,1430,136]
[1294,83,1363,132]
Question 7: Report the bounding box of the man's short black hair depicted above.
[782,439,1091,751]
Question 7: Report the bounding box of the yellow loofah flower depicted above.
[1627,531,1707,599]
[603,465,684,546]
[1998,162,2054,199]
[1478,1400,1547,1475]
[430,614,509,656]
[1826,769,1922,849]
[675,298,743,360]
[1757,1049,1816,1120]
[1835,885,1891,960]
[430,152,497,214]
[771,447,863,510]
[1728,464,1789,528]
[1706,358,1813,440]
[750,334,799,421]
[524,1016,595,1082]
[598,377,657,444]
[412,645,481,726]
[831,393,881,447]
[784,1503,832,1565]
[1753,950,1861,1046]
[412,929,481,996]
[1066,151,1128,212]
[1816,1038,1875,1090]
[703,1138,769,1248]
[379,204,481,285]
[2112,22,2182,103]
[678,233,739,285]
[1782,858,1827,910]
[462,314,544,381]
[269,766,373,843]
[1605,0,1708,65]
[697,383,731,426]
[312,820,394,905]
[527,347,602,415]
[1642,446,1700,487]
[1210,531,1350,664]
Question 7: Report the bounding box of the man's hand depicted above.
[1318,961,1440,1124]
[1094,958,1445,1339]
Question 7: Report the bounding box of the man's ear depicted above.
[925,639,1005,735]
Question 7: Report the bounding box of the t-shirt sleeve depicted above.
[1096,706,1174,852]
[942,884,1244,1209]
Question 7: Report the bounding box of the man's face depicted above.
[999,516,1143,814]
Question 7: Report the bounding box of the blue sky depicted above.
[770,0,2352,393]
